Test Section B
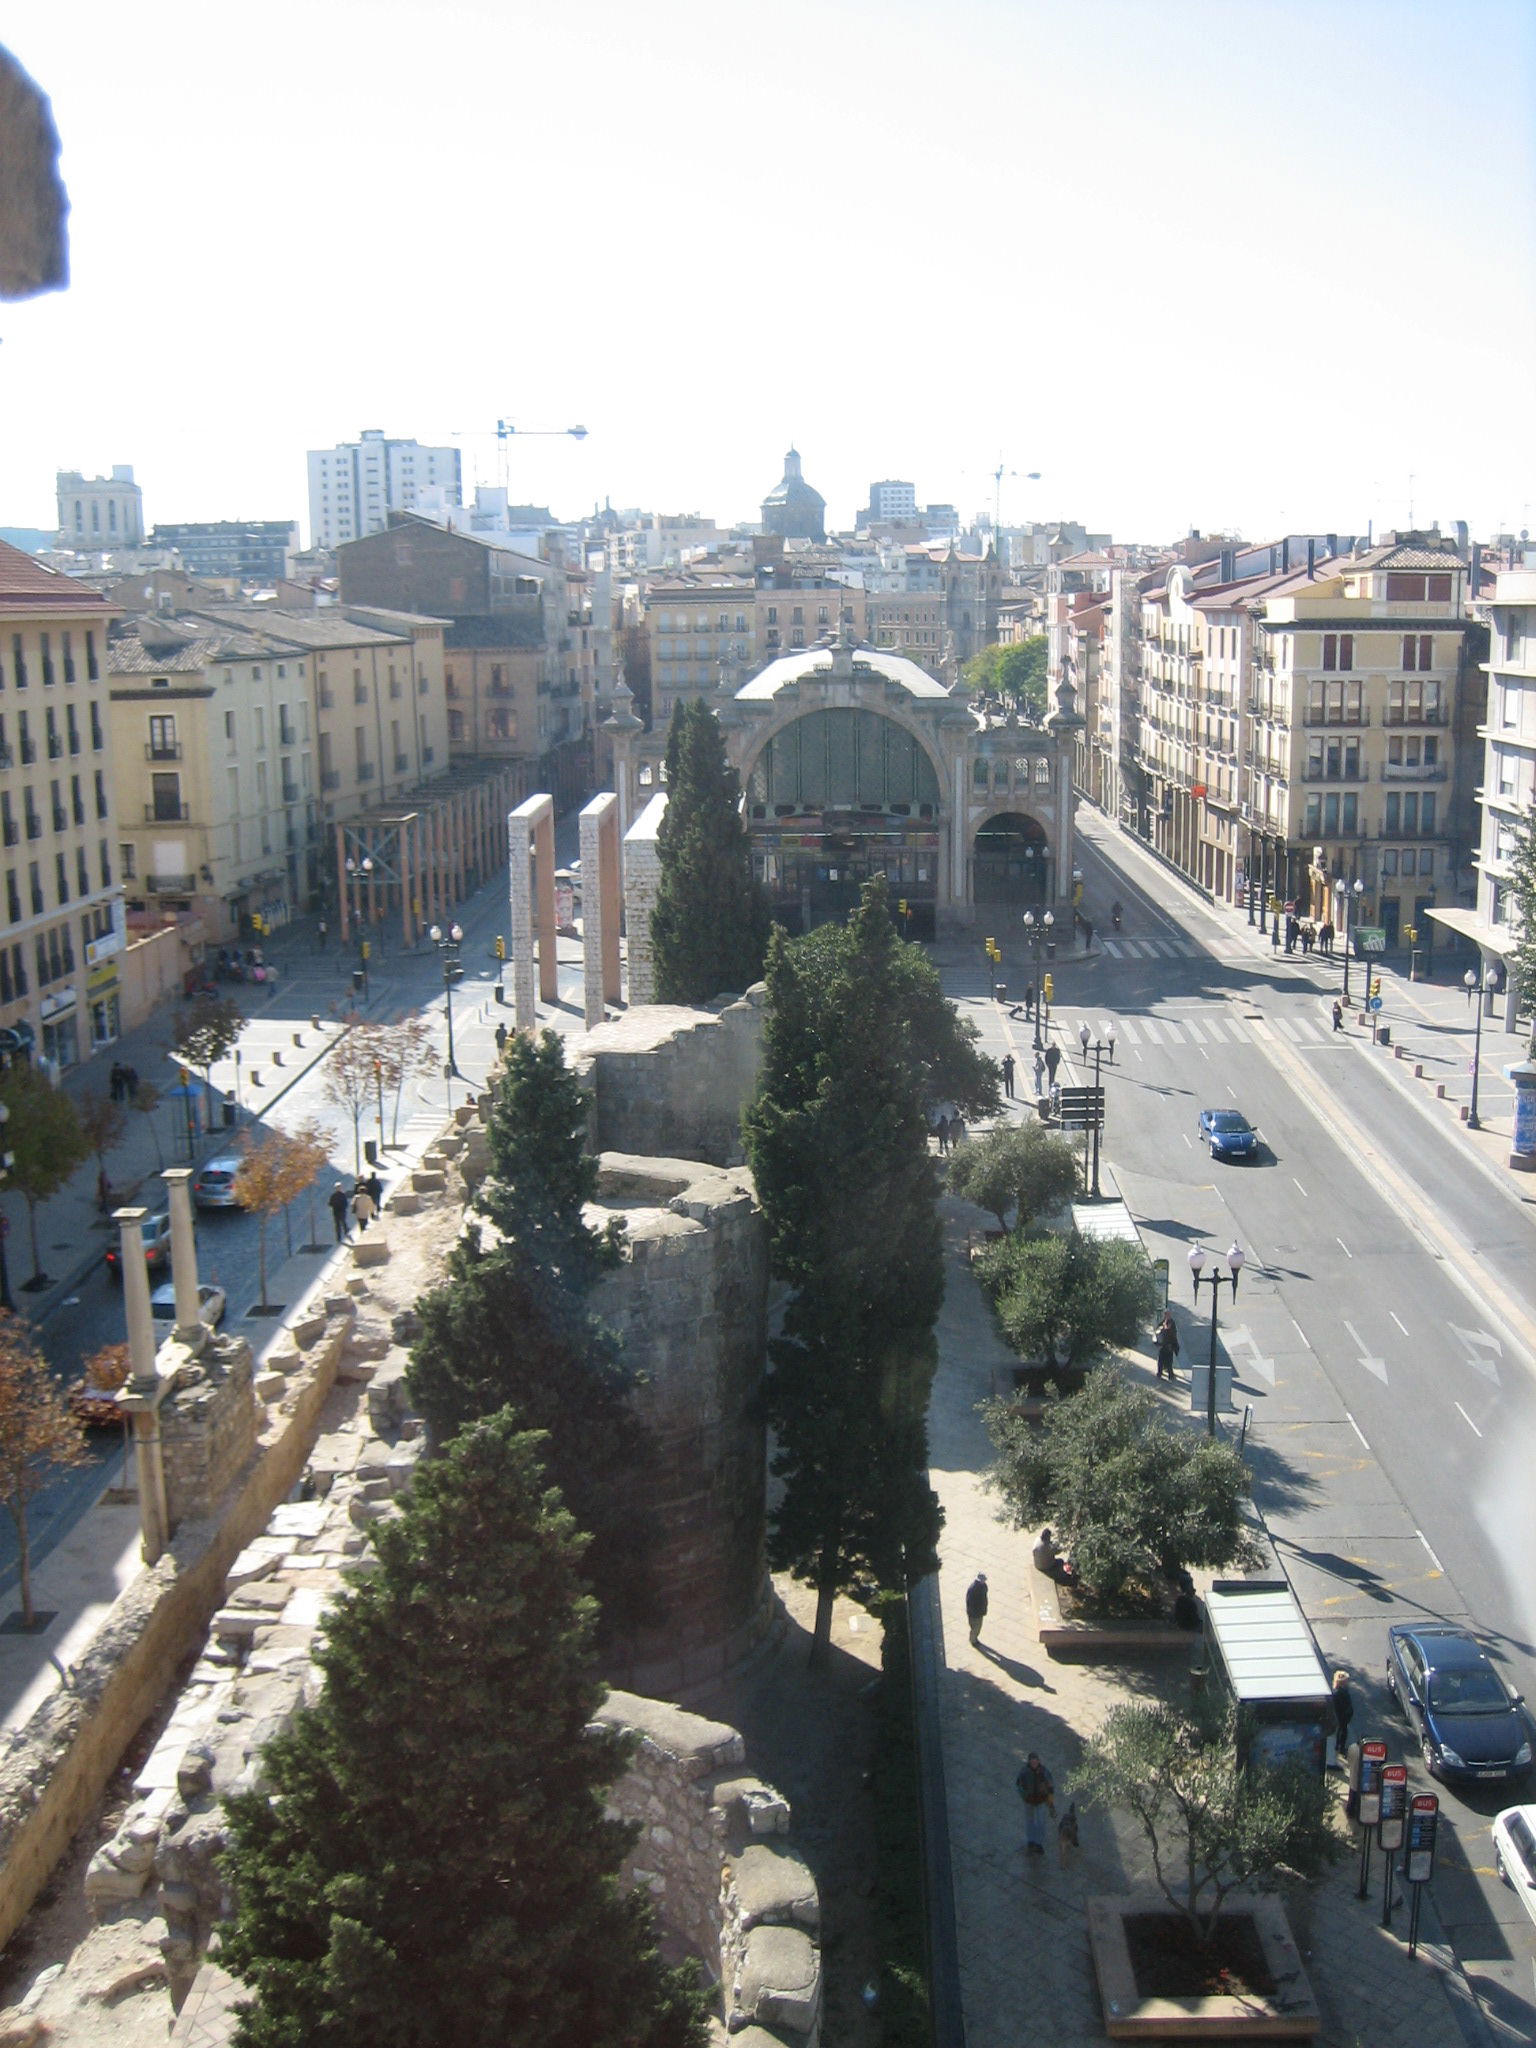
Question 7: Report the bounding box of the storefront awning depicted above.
[1426,906,1515,959]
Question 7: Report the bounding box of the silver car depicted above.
[192,1155,245,1209]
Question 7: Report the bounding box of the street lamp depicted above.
[1464,965,1497,1130]
[0,1098,13,1312]
[430,923,466,1080]
[1340,876,1364,1005]
[1188,1241,1244,1438]
[1075,1019,1117,1199]
[1023,911,1044,1050]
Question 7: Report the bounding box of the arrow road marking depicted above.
[1344,1319,1389,1385]
[1220,1324,1277,1385]
[1450,1324,1504,1385]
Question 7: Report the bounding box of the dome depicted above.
[760,447,826,543]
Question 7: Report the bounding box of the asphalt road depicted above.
[992,811,1536,2027]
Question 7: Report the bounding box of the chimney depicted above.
[1282,537,1291,573]
[1307,539,1316,577]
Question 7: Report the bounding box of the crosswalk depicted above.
[1096,1009,1338,1050]
[1097,935,1275,962]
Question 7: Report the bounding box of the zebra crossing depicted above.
[1098,935,1261,962]
[1101,1008,1336,1051]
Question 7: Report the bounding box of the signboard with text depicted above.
[1354,1739,1387,1826]
[1378,1763,1408,1850]
[1406,1794,1439,1885]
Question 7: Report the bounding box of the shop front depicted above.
[39,986,80,1072]
[88,959,122,1049]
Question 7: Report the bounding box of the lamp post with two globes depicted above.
[1189,1240,1244,1438]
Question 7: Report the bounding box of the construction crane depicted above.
[453,420,589,493]
[993,462,1041,543]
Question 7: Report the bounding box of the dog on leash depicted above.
[1057,1800,1080,1865]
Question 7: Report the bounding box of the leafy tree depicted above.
[961,637,1048,716]
[650,700,770,1006]
[1506,800,1536,1056]
[373,1016,434,1146]
[78,1090,128,1212]
[322,1026,384,1175]
[983,1367,1261,1607]
[1068,1695,1340,1952]
[974,1229,1157,1371]
[235,1130,323,1310]
[130,1078,165,1170]
[288,1119,334,1252]
[744,875,998,1662]
[219,1412,709,2048]
[0,1312,89,1626]
[409,1032,649,1641]
[170,992,244,1101]
[79,1339,132,1479]
[945,1122,1079,1233]
[0,1065,89,1286]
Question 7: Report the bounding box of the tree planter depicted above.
[1031,1554,1196,1657]
[1088,1893,1319,2038]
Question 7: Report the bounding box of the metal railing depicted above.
[145,741,183,760]
[144,801,191,822]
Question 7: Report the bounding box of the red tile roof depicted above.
[0,539,115,610]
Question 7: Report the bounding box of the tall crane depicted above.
[453,420,589,494]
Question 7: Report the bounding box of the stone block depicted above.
[254,1372,287,1402]
[734,1843,819,1934]
[269,1500,329,1541]
[733,1925,819,2037]
[412,1169,447,1193]
[350,1235,391,1267]
[389,1191,423,1215]
[289,1313,327,1349]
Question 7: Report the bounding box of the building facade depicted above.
[307,431,462,551]
[56,466,144,550]
[0,543,123,1070]
[148,521,300,582]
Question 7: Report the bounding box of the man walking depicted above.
[965,1572,989,1645]
[1043,1042,1061,1101]
[1155,1309,1180,1381]
[1001,1053,1016,1100]
[1024,981,1036,1021]
[327,1183,349,1243]
[1332,999,1344,1032]
[1016,1752,1055,1855]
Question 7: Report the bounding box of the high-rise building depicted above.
[56,466,144,549]
[307,431,461,550]
[148,520,300,582]
[862,480,917,527]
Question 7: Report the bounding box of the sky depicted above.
[3,0,1534,550]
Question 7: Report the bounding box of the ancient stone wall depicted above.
[572,988,764,1169]
[160,1333,257,1528]
[621,791,666,1003]
[589,1155,774,1699]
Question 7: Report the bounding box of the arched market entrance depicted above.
[973,812,1051,908]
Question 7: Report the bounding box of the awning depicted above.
[1426,906,1516,959]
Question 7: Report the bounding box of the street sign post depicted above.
[1352,1740,1388,1897]
[1379,1763,1408,1926]
[1406,1794,1439,1956]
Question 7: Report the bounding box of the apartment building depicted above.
[643,568,870,730]
[308,431,462,550]
[0,543,122,1070]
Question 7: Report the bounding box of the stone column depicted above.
[161,1169,205,1350]
[335,821,350,944]
[508,793,557,1029]
[579,792,621,1028]
[622,792,667,1005]
[113,1206,170,1565]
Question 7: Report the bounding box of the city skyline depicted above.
[3,0,1533,548]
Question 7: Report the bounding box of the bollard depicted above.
[250,1069,263,1087]
[292,1031,304,1048]
[272,1049,284,1067]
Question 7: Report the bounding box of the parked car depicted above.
[1198,1108,1260,1162]
[149,1279,227,1328]
[104,1209,173,1281]
[1492,1806,1536,1928]
[193,1155,245,1209]
[1386,1623,1533,1785]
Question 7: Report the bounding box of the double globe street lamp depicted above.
[1022,909,1056,1052]
[430,924,466,1081]
[1075,1019,1117,1198]
[1340,875,1365,1006]
[1464,964,1499,1130]
[1189,1241,1244,1438]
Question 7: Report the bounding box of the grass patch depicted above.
[870,1595,930,2045]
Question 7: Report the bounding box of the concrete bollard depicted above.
[250,1069,263,1087]
[272,1049,284,1067]
[292,1031,304,1048]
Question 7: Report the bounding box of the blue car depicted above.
[1198,1108,1260,1161]
[1387,1623,1532,1785]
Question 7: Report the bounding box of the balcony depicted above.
[319,689,335,709]
[1384,707,1447,727]
[144,801,190,822]
[1,821,17,847]
[145,741,182,760]
[279,725,297,748]
[146,872,196,894]
[47,737,62,759]
[394,752,409,772]
[1381,761,1448,781]
[51,807,67,831]
[1302,709,1369,727]
[0,746,10,769]
[353,683,369,705]
[422,745,435,765]
[281,781,300,805]
[357,761,375,781]
[19,740,36,764]
[321,768,341,791]
[25,814,42,839]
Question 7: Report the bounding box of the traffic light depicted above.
[898,899,908,918]
[495,934,506,961]
[361,939,371,960]
[1043,973,1054,1005]
[251,913,265,937]
[1371,976,1382,999]
[1404,926,1417,946]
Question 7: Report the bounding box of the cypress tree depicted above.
[650,699,770,1005]
[743,876,999,1661]
[220,1413,709,2048]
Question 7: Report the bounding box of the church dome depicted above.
[760,447,826,543]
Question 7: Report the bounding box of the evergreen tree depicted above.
[650,700,770,1005]
[744,876,999,1661]
[220,1413,709,2048]
[1506,800,1536,1056]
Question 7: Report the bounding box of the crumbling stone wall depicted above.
[160,1333,258,1527]
[572,988,765,1168]
[589,1155,774,1698]
[621,791,666,1003]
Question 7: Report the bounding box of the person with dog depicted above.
[1016,1751,1056,1856]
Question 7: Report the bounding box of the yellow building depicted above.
[0,543,122,1070]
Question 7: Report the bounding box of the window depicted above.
[1505,617,1527,666]
[56,851,69,903]
[76,845,89,895]
[1342,793,1358,832]
[1402,633,1433,670]
[226,708,236,743]
[1386,572,1453,603]
[1382,849,1399,876]
[1320,633,1354,670]
[12,634,27,686]
[148,713,178,759]
[254,706,266,749]
[1421,793,1435,834]
[61,632,75,683]
[150,772,183,821]
[1324,794,1340,834]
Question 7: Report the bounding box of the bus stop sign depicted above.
[1378,1763,1408,1851]
[1406,1795,1439,1885]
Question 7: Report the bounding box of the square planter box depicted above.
[1089,1893,1319,2038]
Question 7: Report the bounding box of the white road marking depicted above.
[1344,1319,1389,1384]
[1182,1131,1192,1147]
[1337,1237,1353,1257]
[1417,1530,1445,1574]
[1292,1177,1308,1196]
[1346,1412,1370,1450]
[1391,1311,1409,1337]
[1454,1403,1483,1438]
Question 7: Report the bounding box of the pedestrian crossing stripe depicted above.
[1106,1012,1330,1048]
[1099,937,1262,961]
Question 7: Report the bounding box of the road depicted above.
[958,809,1536,2037]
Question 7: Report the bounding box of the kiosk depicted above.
[1204,1579,1334,1774]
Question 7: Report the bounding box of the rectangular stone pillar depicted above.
[508,793,557,1029]
[579,792,622,1028]
[622,791,668,1005]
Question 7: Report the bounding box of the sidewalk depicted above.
[923,1193,1487,2048]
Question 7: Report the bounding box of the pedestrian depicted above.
[933,1108,950,1156]
[494,1020,508,1055]
[1043,1043,1061,1091]
[364,1170,384,1209]
[125,1065,139,1096]
[109,1061,125,1103]
[1321,920,1334,957]
[1032,1050,1047,1099]
[1016,1751,1056,1856]
[1329,1669,1355,1768]
[327,1183,350,1243]
[1332,998,1344,1032]
[1024,981,1036,1021]
[948,1112,966,1147]
[317,919,328,952]
[1001,1052,1016,1099]
[1155,1309,1180,1381]
[1083,919,1094,951]
[350,1183,376,1233]
[965,1571,989,1645]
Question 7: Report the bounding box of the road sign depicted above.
[1354,1739,1387,1825]
[1357,926,1388,952]
[1406,1794,1439,1885]
[1368,996,1383,1012]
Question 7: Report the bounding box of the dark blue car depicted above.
[1387,1623,1533,1785]
[1198,1108,1260,1162]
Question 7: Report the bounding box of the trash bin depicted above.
[364,1139,378,1166]
[994,983,1008,1005]
[222,1099,237,1129]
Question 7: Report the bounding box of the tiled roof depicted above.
[109,635,231,675]
[186,604,409,650]
[0,538,116,609]
[1344,543,1465,573]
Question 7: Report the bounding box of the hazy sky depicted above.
[5,0,1533,548]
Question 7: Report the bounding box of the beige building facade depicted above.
[0,544,123,1070]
